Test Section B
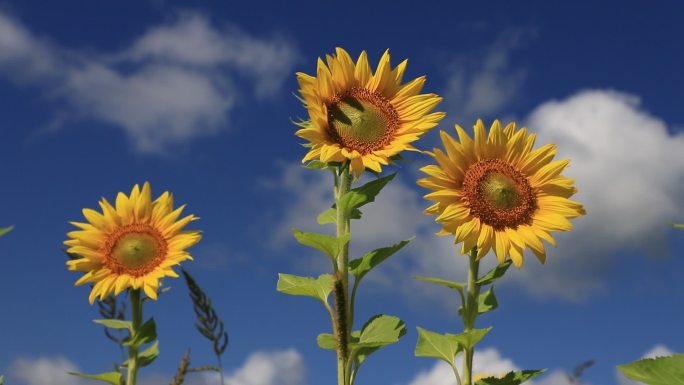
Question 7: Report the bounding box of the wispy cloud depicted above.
[441,29,530,125]
[0,10,299,153]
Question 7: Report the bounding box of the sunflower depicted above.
[65,182,201,303]
[295,47,445,177]
[418,120,585,267]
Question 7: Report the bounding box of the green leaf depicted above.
[414,327,460,365]
[316,333,336,350]
[475,370,546,385]
[123,318,157,348]
[618,354,684,385]
[414,276,465,293]
[138,340,160,367]
[338,173,395,215]
[316,207,362,225]
[69,371,123,385]
[355,314,406,348]
[276,273,334,304]
[476,260,512,286]
[477,287,498,315]
[1,374,4,385]
[452,327,492,350]
[93,319,132,330]
[349,238,413,281]
[674,223,684,230]
[292,229,349,261]
[0,226,13,236]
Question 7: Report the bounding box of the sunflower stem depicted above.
[462,248,480,385]
[127,289,143,385]
[334,163,352,385]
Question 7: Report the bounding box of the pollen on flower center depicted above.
[104,224,167,276]
[463,158,537,230]
[327,87,399,154]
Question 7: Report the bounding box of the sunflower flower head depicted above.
[296,47,445,177]
[418,120,585,267]
[65,182,201,304]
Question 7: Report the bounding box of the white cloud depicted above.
[442,30,528,124]
[616,344,674,385]
[7,357,84,385]
[136,349,305,385]
[0,10,299,153]
[198,349,305,385]
[407,348,586,385]
[408,348,519,385]
[516,90,684,299]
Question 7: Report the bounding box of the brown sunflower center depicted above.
[462,158,537,230]
[103,224,168,276]
[327,86,399,154]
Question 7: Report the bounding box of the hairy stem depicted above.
[462,248,480,385]
[334,163,352,385]
[127,289,143,385]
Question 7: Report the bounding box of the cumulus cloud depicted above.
[268,89,684,303]
[407,347,583,385]
[0,10,299,153]
[442,30,529,124]
[7,356,84,385]
[408,348,519,385]
[616,344,674,385]
[187,349,305,385]
[517,90,684,299]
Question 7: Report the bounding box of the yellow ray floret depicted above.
[296,47,445,177]
[418,120,585,267]
[65,182,201,303]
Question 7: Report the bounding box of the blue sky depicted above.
[1,1,683,385]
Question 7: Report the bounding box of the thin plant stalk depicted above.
[127,289,143,385]
[462,248,480,385]
[334,162,352,385]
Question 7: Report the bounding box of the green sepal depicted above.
[349,238,413,282]
[338,173,396,215]
[474,369,546,385]
[477,287,498,315]
[292,229,350,261]
[0,226,13,236]
[316,207,362,225]
[137,340,160,367]
[276,273,334,304]
[452,327,492,350]
[414,327,461,365]
[305,160,332,170]
[69,371,123,385]
[93,319,132,331]
[476,260,512,286]
[414,276,465,293]
[618,354,684,385]
[123,318,157,348]
[674,223,684,230]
